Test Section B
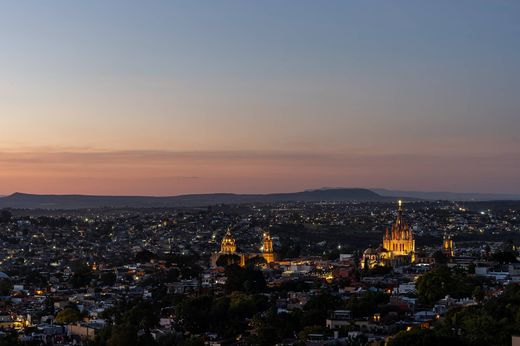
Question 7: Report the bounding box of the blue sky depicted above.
[0,1,519,195]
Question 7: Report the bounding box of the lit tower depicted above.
[443,233,454,258]
[220,227,237,254]
[261,229,275,263]
[383,200,415,262]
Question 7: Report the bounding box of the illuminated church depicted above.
[442,233,454,258]
[211,227,276,267]
[362,201,415,269]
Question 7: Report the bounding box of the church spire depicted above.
[380,199,415,264]
[396,200,403,225]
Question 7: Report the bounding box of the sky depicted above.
[0,1,519,196]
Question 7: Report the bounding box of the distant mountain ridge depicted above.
[1,187,518,210]
[0,188,388,209]
[372,188,520,201]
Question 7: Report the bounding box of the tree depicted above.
[0,210,12,224]
[344,291,389,318]
[432,250,448,265]
[416,267,472,305]
[106,325,137,346]
[252,309,301,343]
[99,272,117,286]
[0,279,13,296]
[384,285,520,346]
[24,270,48,287]
[70,261,93,288]
[492,251,518,264]
[216,254,241,267]
[180,336,204,346]
[364,265,392,277]
[300,292,343,327]
[278,241,301,259]
[253,327,278,345]
[387,328,458,346]
[55,307,83,324]
[176,295,213,333]
[135,250,156,263]
[175,292,269,339]
[245,256,267,267]
[473,286,485,303]
[224,265,266,293]
[119,300,158,330]
[0,332,20,346]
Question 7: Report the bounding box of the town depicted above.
[0,199,519,345]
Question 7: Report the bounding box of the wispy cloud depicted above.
[0,148,518,195]
[0,149,330,165]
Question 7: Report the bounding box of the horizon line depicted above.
[1,187,520,199]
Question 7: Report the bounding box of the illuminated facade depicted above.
[362,201,415,269]
[361,245,391,269]
[442,233,454,258]
[211,227,276,267]
[220,228,237,253]
[261,230,275,263]
[383,200,415,260]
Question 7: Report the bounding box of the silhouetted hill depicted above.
[372,188,520,201]
[0,188,388,209]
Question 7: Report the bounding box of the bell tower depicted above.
[443,233,454,258]
[262,229,275,263]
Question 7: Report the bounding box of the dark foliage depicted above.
[224,265,267,293]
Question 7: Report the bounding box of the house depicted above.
[326,310,352,329]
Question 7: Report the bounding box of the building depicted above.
[67,322,102,341]
[220,228,237,254]
[442,233,454,258]
[361,245,391,269]
[383,200,415,259]
[326,310,352,329]
[211,227,277,267]
[261,230,275,263]
[362,201,415,269]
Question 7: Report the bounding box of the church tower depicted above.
[383,200,415,262]
[261,229,275,263]
[443,233,454,258]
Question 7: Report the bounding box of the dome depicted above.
[363,247,377,255]
[222,229,235,244]
[220,227,237,253]
[364,244,388,256]
[376,245,389,253]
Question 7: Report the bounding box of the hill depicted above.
[0,188,387,209]
[372,188,520,201]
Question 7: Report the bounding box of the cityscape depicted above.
[1,1,520,346]
[0,197,519,345]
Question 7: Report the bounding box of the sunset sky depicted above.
[1,1,519,195]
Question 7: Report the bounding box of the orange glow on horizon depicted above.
[0,148,518,196]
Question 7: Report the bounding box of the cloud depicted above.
[0,148,518,195]
[0,149,329,165]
